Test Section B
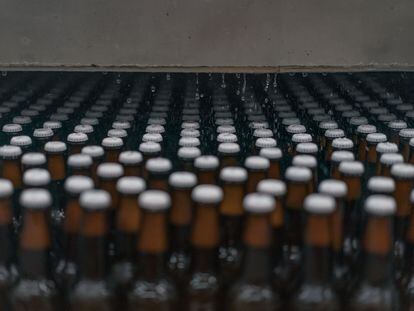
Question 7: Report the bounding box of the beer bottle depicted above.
[399,128,414,161]
[69,189,112,310]
[146,124,165,135]
[379,153,404,177]
[376,142,398,176]
[367,176,395,196]
[1,124,23,143]
[227,193,282,311]
[217,142,240,168]
[409,138,414,164]
[118,151,143,177]
[317,120,338,149]
[55,176,94,293]
[74,125,95,144]
[142,133,163,146]
[357,127,379,162]
[81,145,104,184]
[10,135,33,153]
[112,176,146,309]
[138,142,162,178]
[318,180,349,297]
[256,179,286,293]
[0,145,23,189]
[12,189,58,310]
[128,190,178,310]
[44,141,67,183]
[388,120,408,145]
[290,133,313,155]
[348,116,368,146]
[348,195,399,310]
[244,156,270,193]
[404,189,414,308]
[185,185,223,310]
[259,147,283,179]
[365,132,387,178]
[284,166,313,293]
[102,137,124,163]
[218,167,247,287]
[0,179,16,309]
[44,121,63,141]
[67,132,88,155]
[292,155,318,191]
[67,154,93,177]
[146,157,172,191]
[33,128,54,152]
[23,168,51,188]
[290,193,340,310]
[255,138,277,154]
[167,172,197,289]
[323,129,345,162]
[178,147,201,171]
[21,152,47,172]
[194,155,219,184]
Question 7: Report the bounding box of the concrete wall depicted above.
[1,0,413,72]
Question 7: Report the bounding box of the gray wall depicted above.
[1,0,413,72]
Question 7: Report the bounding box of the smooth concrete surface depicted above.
[1,0,413,72]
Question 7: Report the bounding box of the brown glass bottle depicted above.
[259,147,283,179]
[365,133,387,178]
[119,151,143,177]
[102,137,124,163]
[11,189,58,311]
[167,172,197,291]
[67,154,93,177]
[21,152,47,172]
[244,156,270,194]
[228,193,282,311]
[218,142,240,168]
[399,129,414,161]
[139,141,162,179]
[0,145,22,189]
[44,141,67,183]
[178,147,201,171]
[69,189,113,311]
[375,142,399,176]
[403,189,414,309]
[146,157,172,191]
[128,190,178,310]
[348,195,399,310]
[81,145,104,184]
[67,133,88,155]
[330,151,354,179]
[290,193,340,310]
[184,185,223,311]
[292,155,318,192]
[112,176,146,310]
[194,155,219,184]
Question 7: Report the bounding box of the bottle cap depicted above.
[179,137,200,147]
[181,121,199,129]
[282,118,300,126]
[292,155,317,168]
[0,145,22,158]
[286,124,307,134]
[142,133,163,143]
[259,147,282,160]
[249,121,269,129]
[0,179,13,197]
[399,128,414,139]
[2,124,22,134]
[23,168,51,186]
[74,124,94,134]
[217,133,238,143]
[43,121,62,130]
[255,138,277,148]
[339,161,364,176]
[243,193,275,213]
[33,128,54,138]
[192,184,223,204]
[67,154,93,168]
[367,176,395,193]
[80,117,99,126]
[181,129,200,138]
[325,129,345,139]
[194,155,219,170]
[257,179,286,197]
[366,133,387,143]
[169,172,197,188]
[389,120,408,130]
[22,152,46,166]
[378,114,397,122]
[13,116,32,125]
[102,137,123,148]
[178,147,201,160]
[364,195,396,216]
[332,137,354,149]
[285,166,312,182]
[97,163,124,179]
[67,132,88,143]
[391,163,414,179]
[147,117,166,125]
[119,151,143,165]
[20,188,52,209]
[220,166,248,183]
[108,129,127,139]
[10,135,32,147]
[304,194,335,214]
[81,145,104,158]
[215,118,234,126]
[80,189,111,210]
[64,175,94,194]
[253,128,273,138]
[218,142,240,154]
[139,190,170,211]
[349,116,368,126]
[112,121,131,130]
[318,180,347,198]
[296,142,319,154]
[357,124,377,135]
[139,141,161,154]
[244,156,270,170]
[292,133,312,143]
[117,176,146,194]
[376,142,398,154]
[146,157,172,173]
[380,153,404,166]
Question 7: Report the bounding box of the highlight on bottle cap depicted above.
[33,128,54,138]
[147,117,166,125]
[257,179,286,197]
[253,128,273,138]
[192,184,223,204]
[139,141,161,154]
[376,142,398,154]
[380,153,404,166]
[0,178,13,197]
[259,147,283,160]
[139,190,171,211]
[244,156,270,170]
[0,145,22,158]
[181,121,199,130]
[22,152,46,166]
[286,124,307,134]
[292,133,313,143]
[194,155,219,170]
[67,154,93,167]
[220,166,248,183]
[324,129,345,139]
[67,132,88,143]
[391,163,414,179]
[243,192,275,213]
[367,176,395,194]
[20,188,52,209]
[117,176,146,195]
[169,171,197,188]
[119,151,143,165]
[64,175,94,194]
[80,117,99,126]
[295,142,319,154]
[10,135,32,147]
[180,129,200,138]
[356,124,377,135]
[255,137,277,149]
[217,133,238,143]
[318,180,347,198]
[97,162,124,179]
[178,147,201,160]
[142,133,163,143]
[145,157,172,173]
[146,124,166,134]
[292,155,317,169]
[366,133,387,143]
[364,195,396,216]
[304,193,335,214]
[80,189,111,210]
[2,123,23,133]
[319,121,338,130]
[179,137,200,147]
[112,121,131,130]
[285,166,312,182]
[101,136,123,148]
[74,124,94,134]
[108,129,127,139]
[388,120,408,130]
[332,137,354,149]
[43,121,62,130]
[218,142,240,154]
[338,161,364,176]
[399,128,414,139]
[23,168,51,187]
[81,145,104,158]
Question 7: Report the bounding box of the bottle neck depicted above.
[0,198,13,264]
[63,196,82,261]
[116,195,140,260]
